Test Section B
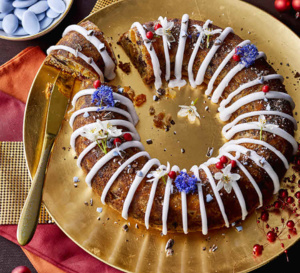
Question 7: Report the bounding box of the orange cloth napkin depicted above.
[0,46,46,103]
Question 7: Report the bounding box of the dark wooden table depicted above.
[0,0,299,272]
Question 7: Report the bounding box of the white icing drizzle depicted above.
[205,40,251,95]
[223,138,289,169]
[168,14,189,88]
[69,107,133,127]
[131,22,162,90]
[162,165,180,235]
[101,151,151,204]
[181,191,188,234]
[219,144,280,193]
[221,151,263,207]
[70,119,140,149]
[179,168,189,234]
[219,74,284,109]
[195,27,234,86]
[191,165,208,235]
[211,51,266,103]
[77,141,97,168]
[199,164,229,227]
[219,91,295,121]
[47,45,104,82]
[204,156,248,220]
[85,141,144,187]
[223,121,298,154]
[62,25,116,80]
[122,158,161,220]
[158,17,171,82]
[222,110,297,134]
[70,88,139,125]
[188,20,212,88]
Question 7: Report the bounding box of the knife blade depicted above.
[17,72,75,246]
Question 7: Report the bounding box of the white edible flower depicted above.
[147,162,170,183]
[155,16,175,48]
[81,120,122,141]
[193,24,222,38]
[106,122,122,137]
[252,115,279,131]
[214,165,240,194]
[178,99,200,123]
[82,120,106,142]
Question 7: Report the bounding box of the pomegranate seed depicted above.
[287,220,295,229]
[262,85,270,93]
[230,160,237,168]
[154,23,162,30]
[216,161,224,169]
[123,133,133,141]
[267,231,276,242]
[232,54,240,62]
[168,171,176,179]
[261,211,269,222]
[253,244,264,256]
[220,156,228,164]
[279,189,288,199]
[287,196,295,204]
[93,79,101,89]
[295,191,300,199]
[113,138,122,146]
[274,201,281,209]
[146,31,154,40]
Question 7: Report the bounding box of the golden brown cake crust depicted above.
[70,18,295,233]
[45,21,116,80]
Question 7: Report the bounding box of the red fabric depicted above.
[0,91,25,141]
[0,225,120,273]
[0,47,122,273]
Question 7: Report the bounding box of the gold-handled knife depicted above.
[17,72,75,246]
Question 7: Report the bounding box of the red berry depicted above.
[11,266,31,273]
[287,220,295,229]
[113,138,122,146]
[287,196,295,204]
[232,54,240,62]
[220,156,228,164]
[93,79,101,89]
[267,231,276,242]
[279,189,288,199]
[295,191,300,199]
[261,211,269,222]
[146,31,154,40]
[274,201,281,209]
[123,133,133,141]
[216,161,224,169]
[262,85,270,93]
[253,244,264,256]
[274,0,291,12]
[230,160,237,168]
[168,171,176,179]
[154,23,162,30]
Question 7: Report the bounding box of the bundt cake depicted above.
[46,14,297,235]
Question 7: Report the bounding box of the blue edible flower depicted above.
[236,44,259,68]
[174,171,198,194]
[92,85,115,110]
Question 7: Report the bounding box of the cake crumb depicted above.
[134,94,147,107]
[118,61,131,74]
[122,224,129,232]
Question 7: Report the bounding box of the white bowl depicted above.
[0,0,74,41]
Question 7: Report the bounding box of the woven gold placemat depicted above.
[0,0,119,226]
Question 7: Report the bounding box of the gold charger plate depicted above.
[24,0,300,272]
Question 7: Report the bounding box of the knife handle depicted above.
[17,134,55,246]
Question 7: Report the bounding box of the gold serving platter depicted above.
[24,0,300,272]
